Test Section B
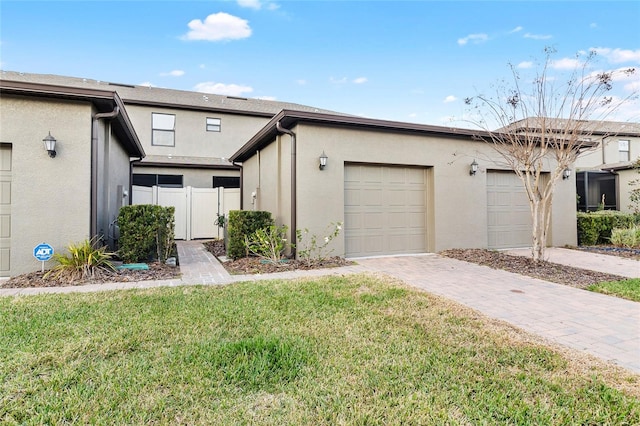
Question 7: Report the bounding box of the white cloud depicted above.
[444,95,457,103]
[160,70,185,77]
[139,82,156,87]
[254,95,277,101]
[591,47,640,64]
[296,79,307,85]
[408,113,418,118]
[625,80,640,92]
[237,0,279,10]
[182,12,251,41]
[457,33,488,46]
[199,64,206,69]
[517,61,533,69]
[330,76,348,84]
[590,23,598,29]
[353,77,368,84]
[523,33,552,40]
[193,82,254,96]
[551,57,581,70]
[510,26,523,33]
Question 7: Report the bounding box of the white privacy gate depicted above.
[132,186,240,240]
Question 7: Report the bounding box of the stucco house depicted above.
[0,79,144,276]
[504,118,640,212]
[230,110,577,258]
[1,71,343,192]
[573,121,640,212]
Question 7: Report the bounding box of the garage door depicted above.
[345,164,427,257]
[487,171,532,249]
[0,144,11,276]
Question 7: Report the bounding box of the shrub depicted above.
[117,205,175,263]
[245,225,289,263]
[296,222,343,266]
[45,238,115,281]
[226,210,274,259]
[577,211,637,245]
[610,226,640,248]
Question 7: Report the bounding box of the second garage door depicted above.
[487,171,532,249]
[344,164,428,258]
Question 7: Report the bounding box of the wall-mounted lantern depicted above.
[469,159,478,176]
[43,132,57,158]
[319,151,328,170]
[562,168,571,180]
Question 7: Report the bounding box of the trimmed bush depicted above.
[117,204,175,263]
[610,226,640,248]
[576,211,638,246]
[227,210,273,259]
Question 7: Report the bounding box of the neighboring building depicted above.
[230,110,577,258]
[0,79,144,276]
[504,118,640,212]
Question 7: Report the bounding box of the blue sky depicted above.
[1,0,639,126]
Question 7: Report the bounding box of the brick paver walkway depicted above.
[1,241,638,373]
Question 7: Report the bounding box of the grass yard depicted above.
[1,274,638,425]
[588,278,640,302]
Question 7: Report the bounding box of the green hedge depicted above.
[226,210,273,260]
[117,205,175,263]
[576,211,639,246]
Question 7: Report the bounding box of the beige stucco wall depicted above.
[617,168,639,213]
[576,136,640,169]
[0,95,92,275]
[244,122,577,257]
[132,165,240,188]
[125,105,269,159]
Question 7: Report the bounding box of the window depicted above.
[133,173,183,188]
[206,117,221,132]
[619,140,630,162]
[213,176,240,188]
[152,113,175,146]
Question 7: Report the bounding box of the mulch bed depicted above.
[203,239,353,274]
[440,248,629,289]
[1,262,180,289]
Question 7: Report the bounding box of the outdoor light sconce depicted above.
[43,132,57,158]
[469,159,479,176]
[562,168,571,180]
[319,151,328,170]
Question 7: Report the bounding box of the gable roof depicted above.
[230,109,489,162]
[0,71,348,117]
[0,78,144,157]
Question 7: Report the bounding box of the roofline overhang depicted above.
[0,79,144,157]
[121,98,276,118]
[230,109,491,162]
[134,161,239,170]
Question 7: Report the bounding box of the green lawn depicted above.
[1,274,638,425]
[588,278,640,302]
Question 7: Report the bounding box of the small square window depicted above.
[207,117,221,132]
[619,140,630,162]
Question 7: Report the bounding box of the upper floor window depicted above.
[619,140,630,162]
[133,173,183,188]
[206,117,221,132]
[152,113,175,146]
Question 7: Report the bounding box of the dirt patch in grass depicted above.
[1,262,180,289]
[440,248,627,289]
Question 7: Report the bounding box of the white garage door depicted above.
[0,144,11,276]
[487,171,532,249]
[345,164,428,258]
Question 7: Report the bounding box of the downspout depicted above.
[91,106,120,238]
[276,121,296,258]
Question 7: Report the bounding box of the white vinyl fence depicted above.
[132,186,240,240]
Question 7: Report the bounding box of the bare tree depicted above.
[465,48,637,262]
